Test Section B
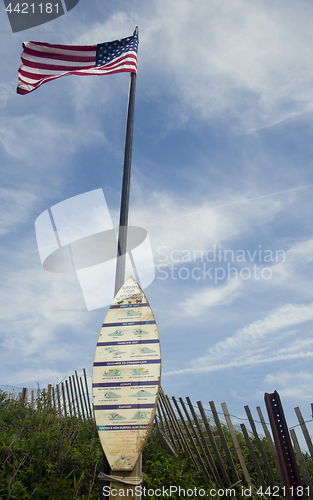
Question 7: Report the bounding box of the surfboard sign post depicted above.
[92,276,161,498]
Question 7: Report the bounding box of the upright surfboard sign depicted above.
[92,276,161,471]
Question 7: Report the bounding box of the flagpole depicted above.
[114,27,138,296]
[100,27,139,500]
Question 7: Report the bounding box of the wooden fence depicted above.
[155,387,313,497]
[2,372,313,496]
[1,369,93,420]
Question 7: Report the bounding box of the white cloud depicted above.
[0,244,92,380]
[177,279,241,316]
[196,302,313,363]
[0,83,15,109]
[163,351,313,377]
[263,371,313,401]
[0,187,38,235]
[138,0,313,132]
[161,300,313,377]
[129,186,283,259]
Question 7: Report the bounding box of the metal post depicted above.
[265,391,304,500]
[114,49,137,296]
[100,28,139,500]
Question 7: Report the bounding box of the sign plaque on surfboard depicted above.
[92,276,161,471]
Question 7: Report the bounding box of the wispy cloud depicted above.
[196,301,313,362]
[130,185,283,259]
[0,187,38,235]
[263,371,313,401]
[163,351,313,377]
[162,300,313,376]
[177,279,241,316]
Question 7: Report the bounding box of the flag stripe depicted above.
[23,40,97,52]
[21,52,137,72]
[17,32,138,95]
[18,59,137,85]
[20,59,95,72]
[23,46,97,62]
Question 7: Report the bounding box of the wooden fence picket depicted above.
[72,375,81,418]
[294,406,313,460]
[159,389,179,448]
[240,423,267,490]
[158,392,176,447]
[244,405,276,487]
[83,368,92,419]
[209,400,240,484]
[197,401,231,487]
[179,397,214,481]
[75,371,85,420]
[69,377,76,416]
[61,382,67,417]
[290,428,313,500]
[186,397,223,487]
[65,380,72,418]
[164,394,187,452]
[256,405,283,485]
[164,395,197,464]
[161,391,184,451]
[171,396,201,472]
[221,402,253,489]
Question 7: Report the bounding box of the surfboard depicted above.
[92,275,161,471]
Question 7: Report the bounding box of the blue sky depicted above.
[1,0,313,447]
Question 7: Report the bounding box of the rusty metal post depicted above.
[264,391,304,500]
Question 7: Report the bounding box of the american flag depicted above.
[17,31,138,95]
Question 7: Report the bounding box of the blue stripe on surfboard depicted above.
[96,339,159,347]
[93,359,161,367]
[94,403,155,411]
[92,380,159,388]
[97,424,148,431]
[102,320,156,327]
[110,303,148,309]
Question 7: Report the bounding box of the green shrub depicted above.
[0,394,102,499]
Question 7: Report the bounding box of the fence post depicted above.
[172,396,200,472]
[240,423,267,490]
[209,400,239,484]
[160,393,182,451]
[179,397,211,480]
[158,394,176,447]
[256,405,283,485]
[221,402,253,489]
[75,371,85,420]
[165,394,191,453]
[83,368,92,419]
[244,405,276,487]
[47,384,52,407]
[56,384,62,416]
[61,382,67,417]
[65,380,72,418]
[79,377,89,419]
[69,377,76,417]
[290,429,313,500]
[186,397,223,487]
[72,375,81,418]
[294,407,313,460]
[197,401,231,487]
[265,391,304,500]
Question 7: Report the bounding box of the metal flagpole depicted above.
[100,27,139,500]
[114,27,138,296]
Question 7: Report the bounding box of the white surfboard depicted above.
[92,276,161,471]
